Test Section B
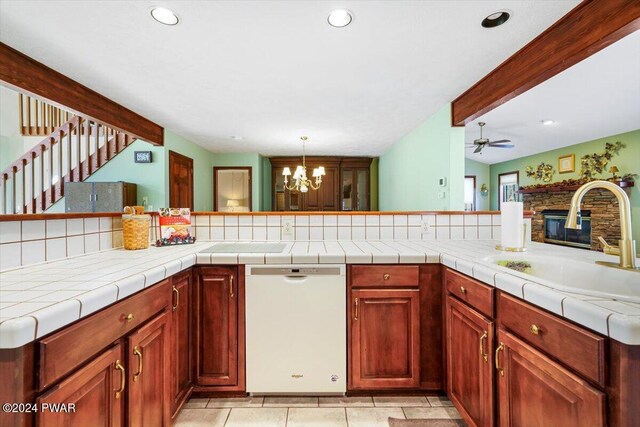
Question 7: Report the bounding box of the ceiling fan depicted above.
[467,122,514,154]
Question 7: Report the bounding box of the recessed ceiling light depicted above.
[230,136,244,141]
[481,10,510,28]
[150,7,179,26]
[541,120,556,126]
[328,9,353,28]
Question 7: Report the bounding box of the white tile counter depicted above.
[1,239,639,348]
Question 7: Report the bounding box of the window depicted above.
[464,176,476,211]
[498,171,519,208]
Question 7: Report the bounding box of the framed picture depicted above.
[134,151,152,163]
[558,154,575,173]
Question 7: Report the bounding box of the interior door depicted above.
[128,311,171,427]
[36,344,124,427]
[169,151,194,209]
[446,296,494,427]
[350,289,420,389]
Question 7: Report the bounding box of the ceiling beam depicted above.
[451,0,640,126]
[0,42,164,145]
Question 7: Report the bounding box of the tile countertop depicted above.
[0,240,639,348]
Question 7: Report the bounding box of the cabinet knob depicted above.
[460,286,466,294]
[124,313,134,322]
[530,324,540,335]
[383,274,390,280]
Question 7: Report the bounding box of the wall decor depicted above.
[134,151,153,163]
[558,154,575,173]
[580,141,624,180]
[525,162,554,182]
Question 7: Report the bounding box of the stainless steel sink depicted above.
[202,243,287,253]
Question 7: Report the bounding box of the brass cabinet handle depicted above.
[229,275,235,298]
[530,324,540,335]
[124,313,134,322]
[354,297,359,321]
[172,285,179,311]
[480,331,488,362]
[383,273,390,280]
[114,359,125,399]
[460,286,467,294]
[133,346,143,382]
[495,342,505,377]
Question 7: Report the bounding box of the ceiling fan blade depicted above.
[473,145,483,154]
[489,144,514,148]
[489,139,511,144]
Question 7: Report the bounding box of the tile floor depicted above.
[174,395,465,427]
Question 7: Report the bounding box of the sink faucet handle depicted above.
[597,236,620,256]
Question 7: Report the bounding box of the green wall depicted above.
[378,103,465,211]
[490,129,640,249]
[261,156,272,211]
[465,158,491,211]
[370,158,379,210]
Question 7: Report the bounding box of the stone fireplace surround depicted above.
[523,187,630,251]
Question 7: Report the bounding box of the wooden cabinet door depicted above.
[350,289,420,389]
[127,311,171,427]
[36,343,124,427]
[195,267,238,386]
[446,296,494,427]
[496,329,605,427]
[170,272,192,417]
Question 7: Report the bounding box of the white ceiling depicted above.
[0,1,579,156]
[465,30,640,165]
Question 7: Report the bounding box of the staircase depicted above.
[1,95,137,214]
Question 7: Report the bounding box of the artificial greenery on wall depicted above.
[580,141,624,180]
[525,162,555,182]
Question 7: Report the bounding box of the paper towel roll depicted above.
[501,202,524,249]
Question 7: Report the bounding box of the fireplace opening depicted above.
[543,209,591,249]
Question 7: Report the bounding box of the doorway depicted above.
[169,151,194,210]
[213,167,252,212]
[464,175,476,211]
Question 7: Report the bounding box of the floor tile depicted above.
[403,407,462,419]
[173,408,229,427]
[263,396,318,407]
[346,407,405,427]
[373,396,430,407]
[183,398,209,408]
[225,408,287,427]
[287,408,347,427]
[426,396,455,407]
[319,396,374,407]
[207,396,264,408]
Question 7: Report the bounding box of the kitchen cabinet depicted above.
[270,156,372,211]
[445,295,494,427]
[36,343,125,427]
[170,271,192,417]
[193,266,245,391]
[495,328,606,427]
[349,282,421,389]
[127,311,171,427]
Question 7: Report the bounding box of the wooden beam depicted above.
[451,0,640,126]
[0,42,164,145]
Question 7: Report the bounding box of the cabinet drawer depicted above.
[497,292,606,386]
[351,265,419,288]
[38,279,171,391]
[445,269,494,318]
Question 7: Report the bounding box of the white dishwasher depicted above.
[245,264,346,395]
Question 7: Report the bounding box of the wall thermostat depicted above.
[438,177,447,187]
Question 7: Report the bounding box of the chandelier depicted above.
[282,136,325,193]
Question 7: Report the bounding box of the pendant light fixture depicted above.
[282,137,325,193]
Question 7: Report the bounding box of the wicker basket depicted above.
[122,206,151,250]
